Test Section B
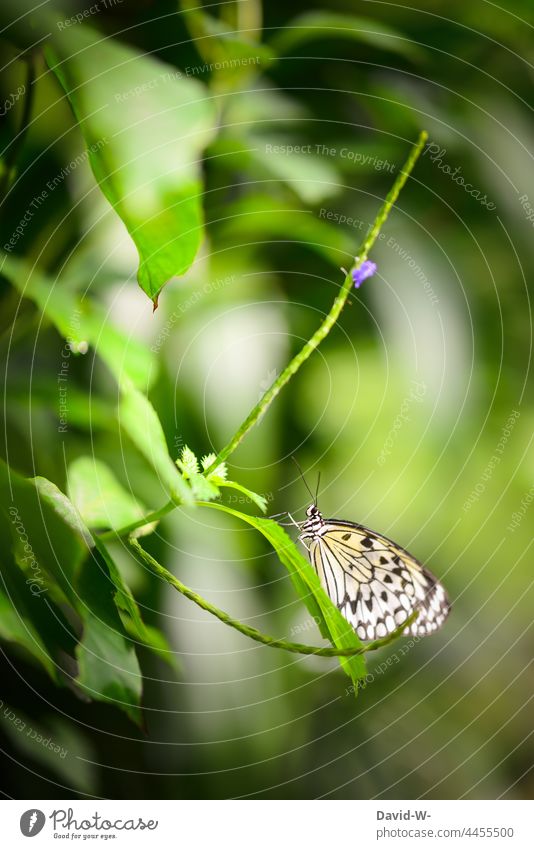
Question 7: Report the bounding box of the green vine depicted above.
[102,132,428,670]
[129,538,417,657]
[204,129,428,474]
[105,129,429,541]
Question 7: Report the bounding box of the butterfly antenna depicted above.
[291,456,316,504]
[315,471,321,506]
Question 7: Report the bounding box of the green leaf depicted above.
[0,252,156,388]
[75,547,143,725]
[217,481,268,513]
[212,195,354,265]
[95,537,176,669]
[220,84,309,130]
[200,15,275,75]
[119,380,194,506]
[0,569,61,681]
[247,135,341,203]
[270,12,423,61]
[67,456,155,537]
[179,6,273,83]
[33,476,95,548]
[66,459,174,669]
[0,706,95,794]
[122,619,180,673]
[94,539,147,640]
[176,446,220,501]
[44,22,217,304]
[0,466,92,606]
[189,474,220,501]
[201,454,228,480]
[179,446,200,476]
[0,459,143,720]
[14,385,115,433]
[0,481,72,678]
[200,502,366,689]
[0,479,88,683]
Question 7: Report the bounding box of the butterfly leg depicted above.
[285,511,301,530]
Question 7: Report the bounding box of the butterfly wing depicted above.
[309,521,450,641]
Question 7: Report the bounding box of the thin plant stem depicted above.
[178,0,225,67]
[129,538,417,657]
[98,499,176,541]
[236,0,262,39]
[103,132,427,540]
[205,130,428,474]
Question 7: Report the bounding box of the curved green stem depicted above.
[102,132,428,541]
[98,499,176,541]
[205,130,428,474]
[129,538,417,657]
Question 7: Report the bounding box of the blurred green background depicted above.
[0,0,533,799]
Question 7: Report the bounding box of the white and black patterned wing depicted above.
[309,521,450,641]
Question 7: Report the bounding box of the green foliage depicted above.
[0,252,156,388]
[44,20,217,304]
[270,11,423,59]
[0,0,429,739]
[0,458,176,723]
[74,547,142,725]
[187,8,275,77]
[216,480,268,513]
[179,446,200,477]
[118,380,194,506]
[200,502,367,688]
[211,194,354,264]
[0,106,422,721]
[176,446,267,510]
[1,0,532,802]
[0,562,61,681]
[201,453,227,480]
[213,134,341,204]
[67,456,155,537]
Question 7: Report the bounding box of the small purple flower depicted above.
[352,260,377,288]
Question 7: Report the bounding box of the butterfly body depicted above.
[299,504,450,642]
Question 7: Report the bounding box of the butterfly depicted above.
[296,502,450,641]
